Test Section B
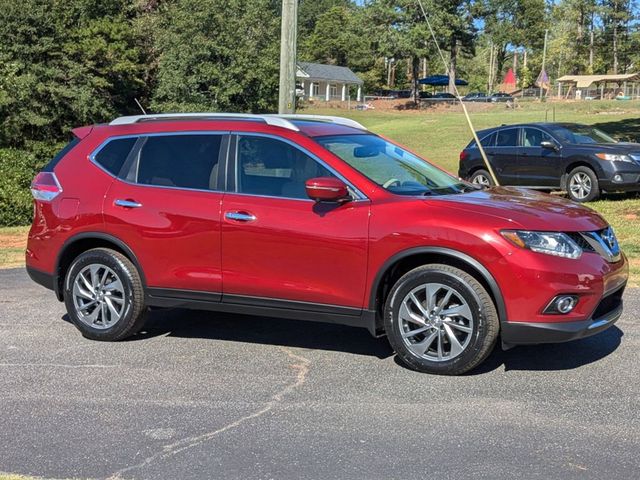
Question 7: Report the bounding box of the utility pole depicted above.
[278,0,298,114]
[540,29,548,100]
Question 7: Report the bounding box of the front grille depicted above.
[592,285,625,320]
[567,232,595,252]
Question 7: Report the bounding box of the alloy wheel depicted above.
[398,283,474,362]
[569,172,592,200]
[72,263,126,329]
[472,174,491,187]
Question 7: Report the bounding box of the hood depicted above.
[427,187,607,232]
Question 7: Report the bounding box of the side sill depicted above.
[145,288,379,335]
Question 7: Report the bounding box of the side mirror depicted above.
[540,140,558,151]
[305,177,350,203]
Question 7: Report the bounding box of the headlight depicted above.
[595,153,633,162]
[501,230,582,259]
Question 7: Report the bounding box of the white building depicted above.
[296,62,363,102]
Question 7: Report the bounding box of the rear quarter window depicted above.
[93,138,137,176]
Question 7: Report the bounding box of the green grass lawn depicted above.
[309,101,640,284]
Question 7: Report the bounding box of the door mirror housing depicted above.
[540,140,559,151]
[305,177,350,203]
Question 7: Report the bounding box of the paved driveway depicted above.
[0,268,638,479]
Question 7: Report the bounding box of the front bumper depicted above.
[501,284,625,347]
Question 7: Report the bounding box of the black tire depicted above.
[384,264,499,375]
[64,248,147,341]
[567,166,600,202]
[469,169,495,188]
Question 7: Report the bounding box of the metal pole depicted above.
[278,0,298,114]
[540,29,548,100]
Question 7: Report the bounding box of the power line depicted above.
[415,0,500,186]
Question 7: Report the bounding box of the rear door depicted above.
[220,133,370,310]
[103,132,227,294]
[519,127,562,187]
[492,127,520,184]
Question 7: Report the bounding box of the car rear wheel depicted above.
[470,169,494,188]
[384,264,499,375]
[64,248,147,341]
[567,166,599,202]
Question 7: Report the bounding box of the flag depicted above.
[535,69,550,91]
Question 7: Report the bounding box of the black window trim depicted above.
[228,131,368,202]
[89,131,230,194]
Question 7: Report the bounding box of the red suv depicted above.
[26,113,628,375]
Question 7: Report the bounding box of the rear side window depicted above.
[136,134,222,190]
[466,132,495,149]
[42,138,81,172]
[94,137,137,176]
[496,128,518,147]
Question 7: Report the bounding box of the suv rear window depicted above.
[496,128,518,147]
[94,137,137,176]
[136,134,222,190]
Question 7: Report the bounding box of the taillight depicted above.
[459,150,469,161]
[31,172,62,201]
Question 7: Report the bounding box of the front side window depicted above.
[236,135,334,199]
[135,134,222,190]
[315,134,468,196]
[495,128,518,147]
[94,137,137,176]
[522,128,554,147]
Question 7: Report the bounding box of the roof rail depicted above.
[108,112,368,131]
[109,113,299,131]
[268,114,367,130]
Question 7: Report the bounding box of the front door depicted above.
[519,127,562,187]
[103,133,226,293]
[220,134,370,309]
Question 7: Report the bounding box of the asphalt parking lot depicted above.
[1,267,639,480]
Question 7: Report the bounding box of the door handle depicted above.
[114,199,143,208]
[225,211,256,222]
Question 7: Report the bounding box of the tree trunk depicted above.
[412,56,420,104]
[589,15,594,73]
[448,38,458,94]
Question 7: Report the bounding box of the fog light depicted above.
[613,174,623,182]
[544,295,578,314]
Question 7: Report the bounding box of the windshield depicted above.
[548,124,617,144]
[315,134,469,196]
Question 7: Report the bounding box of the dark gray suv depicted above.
[459,122,640,202]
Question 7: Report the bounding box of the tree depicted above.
[0,0,147,147]
[151,0,280,113]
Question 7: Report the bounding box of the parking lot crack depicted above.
[108,347,310,479]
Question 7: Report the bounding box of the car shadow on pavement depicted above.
[114,308,395,359]
[470,326,624,374]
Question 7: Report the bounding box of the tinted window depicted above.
[136,135,222,190]
[237,136,333,199]
[496,129,518,147]
[94,137,136,176]
[522,128,553,147]
[480,132,496,147]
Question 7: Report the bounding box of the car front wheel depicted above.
[64,248,147,341]
[384,264,499,375]
[567,166,600,202]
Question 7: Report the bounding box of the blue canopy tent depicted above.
[418,74,468,86]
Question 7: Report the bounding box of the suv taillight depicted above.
[459,150,468,161]
[31,172,62,201]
